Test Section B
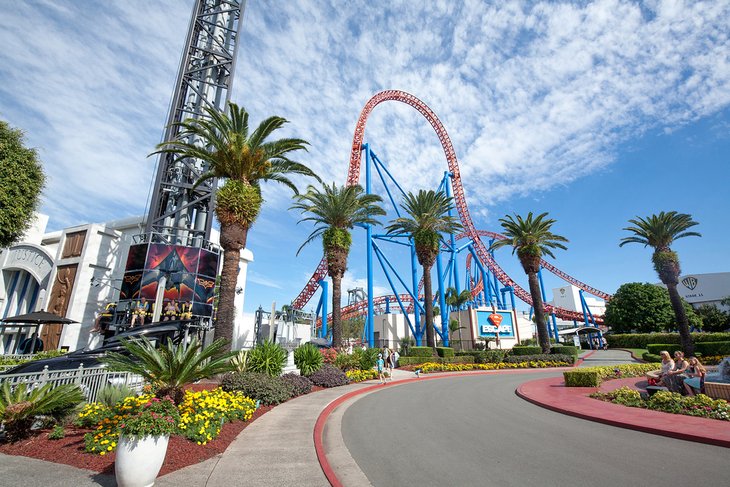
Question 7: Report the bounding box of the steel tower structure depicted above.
[145,0,246,247]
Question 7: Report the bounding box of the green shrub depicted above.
[334,352,360,371]
[398,356,432,366]
[642,352,662,363]
[248,340,288,377]
[505,354,575,364]
[220,371,293,405]
[96,384,137,407]
[355,348,379,370]
[399,356,474,366]
[456,350,507,363]
[606,332,730,348]
[564,363,657,387]
[230,349,250,373]
[48,424,66,440]
[435,347,454,358]
[0,382,85,442]
[510,346,542,356]
[408,346,435,357]
[294,343,324,376]
[696,341,730,356]
[551,346,579,356]
[564,370,601,387]
[280,373,313,397]
[519,338,538,346]
[646,343,683,355]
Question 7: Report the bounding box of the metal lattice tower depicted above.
[145,0,246,247]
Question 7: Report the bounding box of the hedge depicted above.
[504,354,576,365]
[435,347,455,358]
[646,343,683,356]
[455,350,507,363]
[642,352,662,363]
[511,346,542,356]
[551,346,579,356]
[696,341,730,356]
[606,333,730,348]
[408,346,435,357]
[563,363,657,387]
[398,355,474,366]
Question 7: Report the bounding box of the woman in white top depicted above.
[657,351,675,385]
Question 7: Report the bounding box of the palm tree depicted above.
[620,211,701,355]
[445,287,471,350]
[153,102,318,351]
[291,182,385,348]
[103,337,235,404]
[490,212,568,353]
[386,190,462,348]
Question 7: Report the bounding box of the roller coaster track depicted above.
[292,90,609,324]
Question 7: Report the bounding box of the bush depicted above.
[220,372,293,405]
[456,350,507,363]
[642,352,662,362]
[355,348,379,370]
[320,348,337,364]
[408,346,435,357]
[280,373,313,397]
[551,346,579,356]
[178,388,256,444]
[399,356,475,366]
[696,341,730,356]
[248,340,288,377]
[606,332,730,349]
[334,352,360,371]
[435,347,454,358]
[308,364,348,388]
[592,387,730,421]
[48,424,65,440]
[96,384,137,407]
[646,343,683,356]
[504,354,575,364]
[294,343,324,376]
[510,346,542,356]
[563,363,657,387]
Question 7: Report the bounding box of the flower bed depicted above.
[345,369,379,382]
[79,388,256,454]
[420,360,571,373]
[590,386,730,421]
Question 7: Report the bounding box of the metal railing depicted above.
[0,365,144,403]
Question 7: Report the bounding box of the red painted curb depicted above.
[313,367,574,486]
[516,377,730,448]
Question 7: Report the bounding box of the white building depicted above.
[672,272,730,311]
[550,284,606,317]
[0,214,254,354]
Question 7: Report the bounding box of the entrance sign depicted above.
[477,310,515,338]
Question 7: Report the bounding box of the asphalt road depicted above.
[341,372,729,487]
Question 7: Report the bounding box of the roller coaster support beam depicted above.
[364,143,375,347]
[316,279,328,340]
[468,245,492,306]
[508,286,517,311]
[435,248,449,346]
[443,172,462,300]
[538,268,559,342]
[371,243,419,339]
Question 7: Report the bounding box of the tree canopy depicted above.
[604,282,701,334]
[0,121,45,248]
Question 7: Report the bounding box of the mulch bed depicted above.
[0,404,274,475]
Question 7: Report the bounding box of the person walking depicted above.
[377,353,386,384]
[382,345,391,379]
[388,348,397,380]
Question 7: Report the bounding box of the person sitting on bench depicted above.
[683,356,706,396]
[657,351,675,385]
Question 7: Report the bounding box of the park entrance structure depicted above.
[292,90,610,348]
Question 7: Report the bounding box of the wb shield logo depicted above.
[681,277,698,290]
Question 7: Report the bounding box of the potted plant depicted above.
[115,396,180,487]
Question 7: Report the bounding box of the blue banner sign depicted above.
[476,310,515,338]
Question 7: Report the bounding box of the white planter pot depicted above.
[115,434,170,487]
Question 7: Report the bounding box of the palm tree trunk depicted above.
[527,272,551,354]
[331,273,343,349]
[457,314,463,351]
[216,223,249,353]
[666,283,695,356]
[423,265,435,349]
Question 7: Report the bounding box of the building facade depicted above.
[0,214,253,354]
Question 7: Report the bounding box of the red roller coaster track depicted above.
[292,90,610,324]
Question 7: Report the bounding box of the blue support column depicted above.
[364,143,375,347]
[443,172,461,298]
[410,241,422,345]
[319,280,328,340]
[436,250,449,346]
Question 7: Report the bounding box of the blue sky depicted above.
[1,0,728,317]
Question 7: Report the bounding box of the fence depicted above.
[0,365,144,403]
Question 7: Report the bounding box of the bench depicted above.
[704,381,730,400]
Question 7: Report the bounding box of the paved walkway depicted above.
[2,350,727,486]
